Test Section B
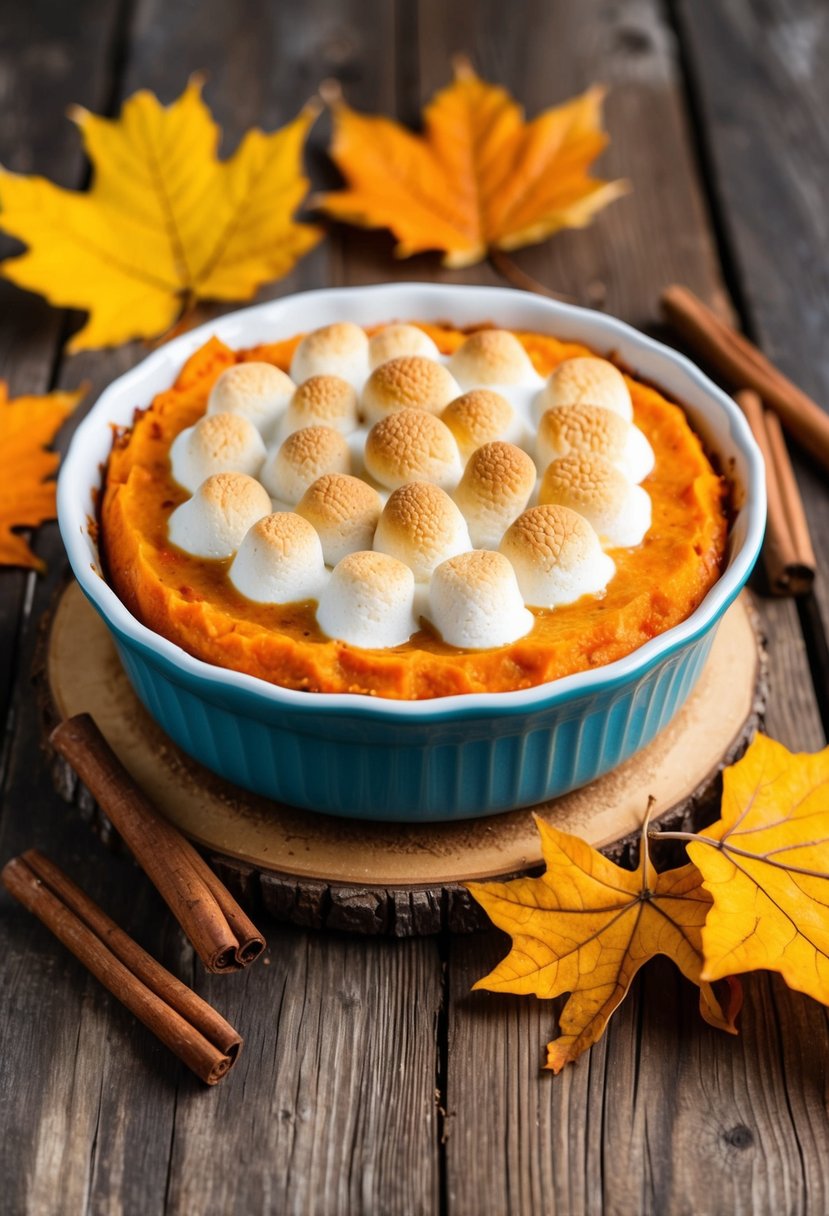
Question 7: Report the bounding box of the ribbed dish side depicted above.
[112,627,715,822]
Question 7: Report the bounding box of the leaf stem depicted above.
[649,831,829,882]
[640,794,656,890]
[648,830,697,844]
[488,250,577,304]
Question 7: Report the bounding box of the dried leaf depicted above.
[0,382,83,570]
[317,58,627,267]
[467,816,740,1071]
[688,733,829,1004]
[0,78,322,351]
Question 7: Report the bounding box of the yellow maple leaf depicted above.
[0,78,322,351]
[0,382,83,570]
[467,815,740,1072]
[317,58,627,268]
[686,734,829,1004]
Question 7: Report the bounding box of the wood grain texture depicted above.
[447,931,829,1216]
[0,6,184,1209]
[416,0,728,327]
[0,0,828,1212]
[163,932,441,1216]
[675,0,829,717]
[0,0,125,773]
[414,1,829,1212]
[0,4,443,1215]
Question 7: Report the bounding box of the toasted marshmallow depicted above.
[170,413,267,493]
[450,329,536,388]
[368,324,440,369]
[207,362,294,439]
[500,505,615,607]
[441,389,518,458]
[537,405,654,484]
[539,453,651,547]
[296,473,382,566]
[281,375,359,437]
[453,442,537,550]
[364,409,462,491]
[361,356,461,425]
[289,322,369,387]
[229,512,326,604]
[168,472,272,559]
[428,551,533,649]
[317,551,417,648]
[374,482,471,581]
[536,356,633,423]
[261,426,351,505]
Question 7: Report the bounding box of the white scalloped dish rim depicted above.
[58,283,766,720]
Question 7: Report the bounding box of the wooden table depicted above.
[2,2,828,1212]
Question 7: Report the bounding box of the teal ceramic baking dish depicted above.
[57,284,766,821]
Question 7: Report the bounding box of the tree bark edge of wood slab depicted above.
[36,580,768,936]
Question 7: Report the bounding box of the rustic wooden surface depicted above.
[1,1,828,1213]
[43,585,766,935]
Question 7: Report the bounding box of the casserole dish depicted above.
[58,284,765,822]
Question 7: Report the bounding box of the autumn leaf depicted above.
[684,734,829,1005]
[0,78,322,351]
[0,382,83,570]
[467,815,741,1072]
[317,58,627,268]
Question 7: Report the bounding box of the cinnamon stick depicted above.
[735,390,816,596]
[2,851,241,1084]
[50,714,265,972]
[661,284,829,473]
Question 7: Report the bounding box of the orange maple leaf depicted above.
[0,78,322,351]
[317,58,627,268]
[683,734,829,1004]
[0,382,83,570]
[467,814,741,1072]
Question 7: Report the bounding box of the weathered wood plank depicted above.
[163,932,441,1216]
[0,0,126,765]
[756,597,826,751]
[1,3,444,1215]
[415,1,828,1212]
[117,3,441,1212]
[0,862,187,1216]
[443,930,597,1216]
[675,0,829,709]
[601,958,829,1216]
[448,920,829,1216]
[0,9,181,1213]
[415,0,729,326]
[1,2,827,1215]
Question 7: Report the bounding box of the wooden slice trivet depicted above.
[40,582,766,935]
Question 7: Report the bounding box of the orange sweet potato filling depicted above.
[101,324,728,699]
